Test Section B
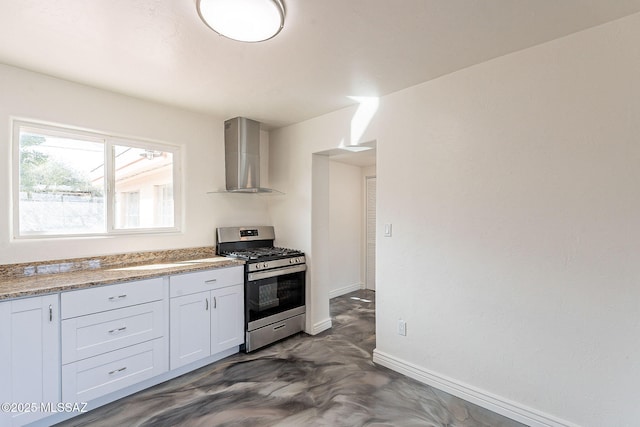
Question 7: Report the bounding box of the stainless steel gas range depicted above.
[216,226,306,352]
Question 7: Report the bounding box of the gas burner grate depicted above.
[222,247,303,261]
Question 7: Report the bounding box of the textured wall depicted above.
[270,12,640,427]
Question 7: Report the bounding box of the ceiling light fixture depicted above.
[197,0,285,43]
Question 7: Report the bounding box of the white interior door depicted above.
[365,176,376,290]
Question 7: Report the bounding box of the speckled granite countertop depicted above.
[0,247,244,301]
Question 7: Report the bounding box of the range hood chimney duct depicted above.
[224,117,276,193]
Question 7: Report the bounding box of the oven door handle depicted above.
[247,264,306,281]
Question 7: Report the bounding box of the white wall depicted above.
[361,165,376,178]
[269,12,640,427]
[0,64,271,264]
[328,160,363,298]
[269,106,377,334]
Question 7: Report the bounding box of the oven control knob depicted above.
[263,263,269,269]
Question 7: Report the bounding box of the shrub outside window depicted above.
[13,120,181,238]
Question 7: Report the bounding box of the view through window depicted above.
[15,122,180,237]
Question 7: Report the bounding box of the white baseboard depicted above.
[372,350,580,427]
[329,282,364,299]
[309,318,332,335]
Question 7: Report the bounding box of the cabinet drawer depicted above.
[62,300,164,364]
[170,266,243,298]
[62,338,167,403]
[62,277,164,319]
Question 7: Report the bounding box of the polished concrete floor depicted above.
[57,290,525,426]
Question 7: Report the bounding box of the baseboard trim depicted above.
[310,318,332,335]
[372,350,579,427]
[329,282,364,299]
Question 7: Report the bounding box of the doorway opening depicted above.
[312,141,377,301]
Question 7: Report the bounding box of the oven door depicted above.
[246,264,306,329]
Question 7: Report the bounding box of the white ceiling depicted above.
[1,1,640,129]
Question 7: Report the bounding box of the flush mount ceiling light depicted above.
[197,0,285,43]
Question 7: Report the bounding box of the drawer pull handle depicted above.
[205,279,217,284]
[108,366,127,375]
[273,324,286,331]
[108,294,127,301]
[108,326,127,334]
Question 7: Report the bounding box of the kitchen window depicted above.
[12,120,182,238]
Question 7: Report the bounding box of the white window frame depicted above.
[11,119,183,239]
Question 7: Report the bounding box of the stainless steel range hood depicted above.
[224,117,278,193]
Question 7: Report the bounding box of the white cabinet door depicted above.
[0,294,60,427]
[169,291,211,369]
[169,267,244,369]
[211,284,244,355]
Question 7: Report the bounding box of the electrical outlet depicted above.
[398,319,407,336]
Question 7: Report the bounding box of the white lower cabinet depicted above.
[211,284,244,354]
[0,294,60,427]
[60,277,168,403]
[169,266,244,369]
[1,265,243,426]
[170,291,211,367]
[61,339,167,403]
[61,300,165,364]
